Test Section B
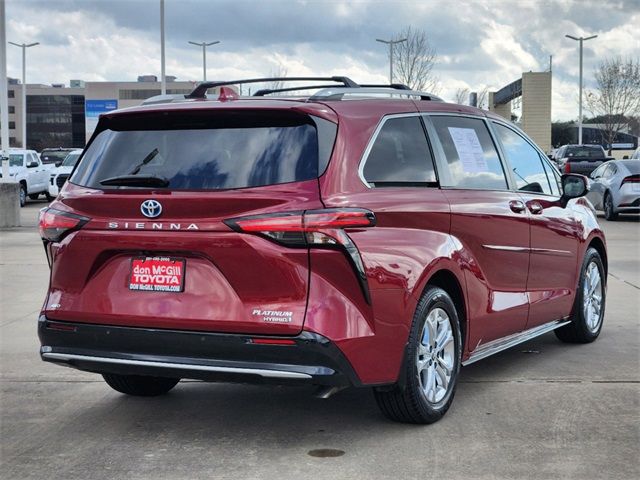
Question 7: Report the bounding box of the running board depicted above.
[462,319,571,366]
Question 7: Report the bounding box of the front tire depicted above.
[555,247,605,343]
[102,373,179,396]
[603,192,617,221]
[374,286,462,424]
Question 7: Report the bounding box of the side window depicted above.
[430,116,507,190]
[591,163,607,178]
[27,153,38,167]
[362,116,436,186]
[605,164,617,177]
[493,123,553,195]
[540,155,561,196]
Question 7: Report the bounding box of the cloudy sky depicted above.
[5,0,640,120]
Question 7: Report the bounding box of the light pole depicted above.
[188,41,220,82]
[160,0,166,95]
[8,41,39,149]
[565,34,597,145]
[376,37,407,84]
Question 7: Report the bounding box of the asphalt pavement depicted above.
[1,200,639,480]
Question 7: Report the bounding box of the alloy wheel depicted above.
[583,261,603,333]
[417,307,455,404]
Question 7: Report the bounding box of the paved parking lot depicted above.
[1,201,639,480]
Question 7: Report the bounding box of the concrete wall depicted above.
[521,72,552,153]
[0,183,20,228]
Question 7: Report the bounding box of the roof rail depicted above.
[185,76,359,99]
[308,87,443,102]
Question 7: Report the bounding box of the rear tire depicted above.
[603,192,617,221]
[102,373,179,396]
[19,184,27,207]
[374,286,462,424]
[555,247,605,344]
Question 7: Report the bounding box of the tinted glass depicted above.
[72,112,331,190]
[362,116,436,186]
[494,123,552,195]
[431,116,506,189]
[565,146,605,159]
[540,155,561,195]
[61,152,81,167]
[8,154,23,167]
[41,150,71,164]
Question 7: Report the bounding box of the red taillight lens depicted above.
[621,174,640,185]
[564,162,571,173]
[38,208,89,242]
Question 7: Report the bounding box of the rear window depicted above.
[61,152,81,167]
[71,111,336,190]
[41,150,71,164]
[565,146,605,159]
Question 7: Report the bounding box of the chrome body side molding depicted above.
[462,319,571,366]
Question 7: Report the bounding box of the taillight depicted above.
[225,208,376,303]
[224,208,376,247]
[564,162,571,173]
[621,174,640,186]
[38,208,89,242]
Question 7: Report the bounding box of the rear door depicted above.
[45,108,336,335]
[425,115,530,347]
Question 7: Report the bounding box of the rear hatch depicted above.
[42,106,337,335]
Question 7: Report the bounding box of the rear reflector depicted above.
[249,338,296,345]
[38,208,90,242]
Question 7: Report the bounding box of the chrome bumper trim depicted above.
[42,352,313,379]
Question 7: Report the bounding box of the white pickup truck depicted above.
[0,148,53,207]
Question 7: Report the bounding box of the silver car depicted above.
[587,160,640,220]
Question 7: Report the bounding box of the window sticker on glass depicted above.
[447,127,488,173]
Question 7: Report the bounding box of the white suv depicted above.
[49,149,82,197]
[0,148,52,206]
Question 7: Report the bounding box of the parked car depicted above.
[38,77,607,424]
[40,148,75,169]
[48,149,82,197]
[587,160,640,220]
[0,148,52,206]
[630,147,640,160]
[554,144,613,175]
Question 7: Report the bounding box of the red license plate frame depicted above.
[128,256,186,293]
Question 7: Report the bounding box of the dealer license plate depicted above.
[129,257,185,292]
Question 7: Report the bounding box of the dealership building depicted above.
[4,76,200,151]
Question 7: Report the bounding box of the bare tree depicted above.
[454,87,469,105]
[476,87,489,110]
[391,26,439,93]
[266,63,289,92]
[586,57,640,153]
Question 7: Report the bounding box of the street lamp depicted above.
[160,0,166,95]
[565,34,597,145]
[376,37,407,84]
[188,41,220,82]
[8,41,39,149]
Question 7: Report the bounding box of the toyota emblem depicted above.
[140,199,162,218]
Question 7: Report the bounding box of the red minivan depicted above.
[38,77,607,423]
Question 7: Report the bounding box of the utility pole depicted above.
[376,37,407,84]
[160,0,166,95]
[8,41,39,149]
[0,0,9,152]
[188,41,220,82]
[565,34,597,145]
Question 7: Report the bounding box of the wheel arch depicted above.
[587,235,608,281]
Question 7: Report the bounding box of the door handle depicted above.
[529,202,543,214]
[509,200,526,213]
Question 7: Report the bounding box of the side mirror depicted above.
[27,161,39,168]
[561,174,588,205]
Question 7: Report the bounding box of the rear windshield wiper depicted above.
[100,174,169,188]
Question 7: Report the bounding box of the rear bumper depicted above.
[38,316,361,387]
